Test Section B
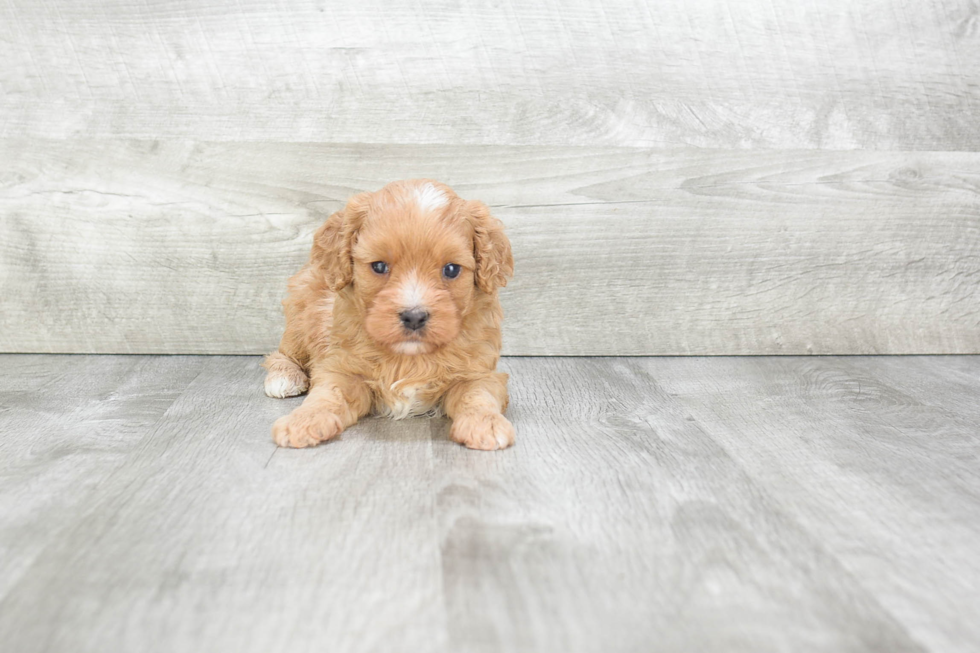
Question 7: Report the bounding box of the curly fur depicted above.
[263,179,515,450]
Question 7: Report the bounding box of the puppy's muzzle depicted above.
[399,308,429,332]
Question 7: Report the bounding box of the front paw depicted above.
[450,412,515,451]
[272,408,344,448]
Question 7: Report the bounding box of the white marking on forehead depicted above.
[399,272,427,308]
[413,183,448,212]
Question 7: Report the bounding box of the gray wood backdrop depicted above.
[1,0,978,355]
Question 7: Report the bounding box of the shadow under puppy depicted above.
[263,179,515,450]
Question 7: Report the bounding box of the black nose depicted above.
[399,308,429,331]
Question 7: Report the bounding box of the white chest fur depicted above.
[379,381,440,420]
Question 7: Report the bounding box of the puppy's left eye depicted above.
[443,263,461,279]
[371,261,389,274]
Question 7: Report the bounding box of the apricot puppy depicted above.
[263,180,515,450]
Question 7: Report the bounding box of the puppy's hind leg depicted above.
[262,352,310,398]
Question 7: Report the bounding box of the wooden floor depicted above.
[0,355,978,653]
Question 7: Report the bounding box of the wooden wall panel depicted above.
[2,140,977,355]
[2,0,977,354]
[1,0,977,149]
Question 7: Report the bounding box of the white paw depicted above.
[264,373,309,399]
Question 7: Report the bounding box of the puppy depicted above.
[263,179,515,450]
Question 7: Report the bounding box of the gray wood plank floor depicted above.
[0,355,977,653]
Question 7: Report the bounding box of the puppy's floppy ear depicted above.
[465,200,514,294]
[310,192,370,291]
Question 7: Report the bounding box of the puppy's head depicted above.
[312,180,513,355]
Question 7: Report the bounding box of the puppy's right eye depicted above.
[371,261,389,274]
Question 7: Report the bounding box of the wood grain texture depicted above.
[1,0,978,149]
[0,355,206,599]
[5,354,979,651]
[2,140,979,355]
[650,356,980,653]
[435,357,925,653]
[0,355,447,653]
